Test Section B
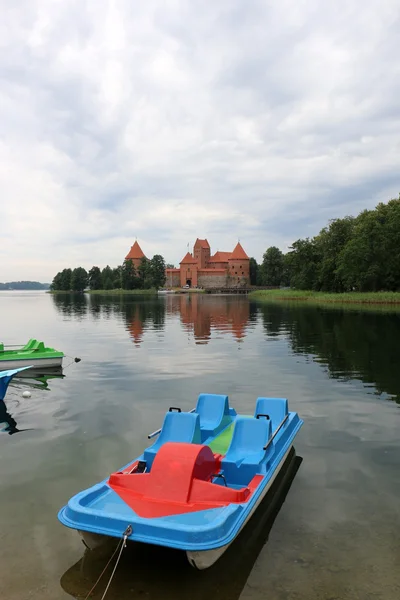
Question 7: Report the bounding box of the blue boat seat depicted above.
[144,412,202,467]
[221,416,272,484]
[195,393,232,441]
[254,397,288,433]
[224,416,272,465]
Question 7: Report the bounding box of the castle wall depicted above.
[198,271,227,288]
[228,259,250,281]
[165,269,180,287]
[208,261,228,270]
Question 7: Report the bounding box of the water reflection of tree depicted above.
[123,299,166,345]
[89,295,166,345]
[258,302,400,403]
[51,293,88,318]
[87,294,257,346]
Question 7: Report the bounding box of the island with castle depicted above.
[125,238,250,289]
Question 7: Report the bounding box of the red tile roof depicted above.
[126,241,146,260]
[229,242,249,260]
[209,251,231,263]
[194,238,210,249]
[180,252,198,264]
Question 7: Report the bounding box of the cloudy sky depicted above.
[1,0,399,282]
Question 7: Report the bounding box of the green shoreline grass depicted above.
[249,289,400,307]
[87,288,156,295]
[48,288,157,295]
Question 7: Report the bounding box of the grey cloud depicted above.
[0,0,399,280]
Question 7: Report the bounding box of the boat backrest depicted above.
[195,393,231,436]
[224,416,272,464]
[158,411,202,446]
[23,339,36,350]
[254,397,288,432]
[31,340,45,351]
[144,411,202,466]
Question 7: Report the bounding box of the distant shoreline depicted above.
[249,289,400,307]
[48,289,157,295]
[0,284,49,291]
[48,287,209,295]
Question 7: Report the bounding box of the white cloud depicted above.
[0,0,399,280]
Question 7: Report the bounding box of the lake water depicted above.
[0,291,399,600]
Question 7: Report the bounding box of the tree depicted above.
[88,266,102,290]
[103,277,114,290]
[249,258,259,286]
[121,259,137,290]
[166,263,175,269]
[281,254,292,287]
[101,265,114,289]
[336,200,400,291]
[149,254,166,289]
[51,268,72,291]
[138,257,152,288]
[260,247,284,286]
[50,272,62,291]
[286,239,320,290]
[71,267,88,292]
[314,217,355,292]
[112,266,122,289]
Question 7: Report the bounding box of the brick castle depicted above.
[125,238,250,289]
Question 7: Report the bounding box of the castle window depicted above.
[235,271,237,275]
[242,271,244,275]
[240,265,242,268]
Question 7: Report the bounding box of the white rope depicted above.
[98,535,128,600]
[83,540,122,600]
[83,526,132,600]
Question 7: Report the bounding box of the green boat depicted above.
[0,339,64,371]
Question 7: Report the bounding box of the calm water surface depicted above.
[0,291,399,600]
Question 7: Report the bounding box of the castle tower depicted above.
[179,252,199,287]
[193,238,210,268]
[125,241,146,270]
[228,242,250,285]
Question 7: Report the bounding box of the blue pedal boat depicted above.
[58,394,303,569]
[0,366,32,400]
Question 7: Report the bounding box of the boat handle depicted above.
[168,407,182,412]
[263,414,289,450]
[256,413,270,420]
[211,473,227,486]
[147,407,197,439]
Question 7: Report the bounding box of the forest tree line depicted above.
[251,197,400,292]
[50,255,166,292]
[0,281,49,290]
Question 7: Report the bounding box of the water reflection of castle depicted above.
[125,295,252,346]
[50,293,400,403]
[172,295,250,344]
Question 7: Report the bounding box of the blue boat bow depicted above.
[0,366,33,400]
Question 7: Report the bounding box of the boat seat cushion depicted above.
[143,412,202,465]
[220,417,272,485]
[195,393,232,441]
[254,397,288,433]
[223,416,272,467]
